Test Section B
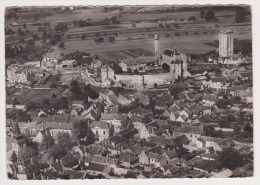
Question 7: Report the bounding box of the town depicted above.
[5,5,253,179]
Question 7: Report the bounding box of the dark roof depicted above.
[202,94,217,102]
[89,121,110,129]
[164,150,178,159]
[155,100,168,107]
[198,114,214,123]
[51,162,63,173]
[64,170,85,179]
[60,154,79,168]
[108,135,127,144]
[118,152,139,163]
[163,49,177,57]
[149,135,174,146]
[211,77,227,83]
[87,162,106,172]
[174,125,203,135]
[173,135,190,146]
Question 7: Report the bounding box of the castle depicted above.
[100,34,190,89]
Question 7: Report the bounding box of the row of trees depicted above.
[73,16,120,28]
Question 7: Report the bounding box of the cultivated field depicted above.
[54,22,251,61]
[13,88,63,104]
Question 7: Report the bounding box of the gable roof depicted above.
[211,77,227,83]
[89,121,110,129]
[149,135,174,147]
[173,135,190,146]
[118,152,139,163]
[60,154,79,168]
[174,125,203,135]
[202,94,217,102]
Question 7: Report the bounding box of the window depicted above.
[103,131,106,135]
[96,131,99,135]
[191,135,193,137]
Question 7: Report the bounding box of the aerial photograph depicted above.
[5,5,253,179]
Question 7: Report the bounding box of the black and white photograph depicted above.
[1,1,259,183]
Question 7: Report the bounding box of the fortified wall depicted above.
[114,72,175,89]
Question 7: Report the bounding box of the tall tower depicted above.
[219,30,234,57]
[11,122,27,155]
[154,34,160,55]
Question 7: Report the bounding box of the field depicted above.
[13,88,63,104]
[53,22,251,61]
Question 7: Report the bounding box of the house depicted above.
[56,60,76,70]
[91,59,102,69]
[72,100,85,109]
[118,94,133,105]
[138,146,164,165]
[195,136,235,152]
[162,165,180,176]
[202,94,217,107]
[70,107,83,117]
[149,135,174,147]
[33,127,53,143]
[133,92,150,105]
[118,152,139,168]
[100,113,126,133]
[106,94,118,106]
[119,56,155,72]
[209,77,228,89]
[180,107,193,119]
[149,152,168,168]
[89,121,112,143]
[42,52,61,70]
[146,120,169,137]
[128,107,153,118]
[99,89,115,101]
[210,169,233,178]
[240,72,252,81]
[154,100,167,110]
[172,125,203,143]
[60,153,79,170]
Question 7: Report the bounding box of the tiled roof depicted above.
[173,135,190,146]
[60,154,79,168]
[164,150,178,159]
[211,77,227,83]
[202,94,217,102]
[118,152,139,163]
[149,135,174,146]
[120,56,156,66]
[100,113,117,120]
[155,100,167,107]
[89,121,110,129]
[174,125,203,135]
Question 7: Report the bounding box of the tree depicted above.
[18,146,38,161]
[111,16,120,24]
[205,9,216,21]
[81,34,86,40]
[235,7,247,23]
[73,120,88,139]
[218,147,243,170]
[154,83,158,88]
[173,23,179,28]
[39,132,54,151]
[165,24,171,29]
[200,9,205,19]
[12,97,19,107]
[108,36,115,43]
[71,80,79,87]
[59,41,65,49]
[159,23,164,28]
[52,93,57,98]
[10,151,18,163]
[216,99,232,109]
[244,123,253,132]
[33,34,40,41]
[23,23,26,29]
[131,22,136,28]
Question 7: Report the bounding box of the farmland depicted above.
[12,88,64,105]
[53,21,251,61]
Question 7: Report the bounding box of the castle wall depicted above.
[114,72,175,89]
